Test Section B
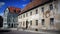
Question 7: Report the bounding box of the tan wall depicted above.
[18,1,60,30]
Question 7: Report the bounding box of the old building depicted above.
[18,0,60,31]
[3,7,21,28]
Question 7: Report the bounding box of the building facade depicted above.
[18,0,60,31]
[3,7,21,28]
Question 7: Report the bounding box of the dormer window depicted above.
[14,10,16,13]
[49,4,53,10]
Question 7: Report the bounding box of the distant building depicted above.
[18,0,60,31]
[3,7,21,28]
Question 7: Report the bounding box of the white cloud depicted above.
[22,4,27,7]
[0,2,5,7]
[0,13,4,16]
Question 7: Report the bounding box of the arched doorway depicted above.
[0,16,3,27]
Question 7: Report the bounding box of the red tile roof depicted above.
[19,0,50,15]
[8,7,21,14]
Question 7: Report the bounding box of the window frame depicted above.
[41,7,44,12]
[36,9,38,14]
[50,18,54,25]
[41,19,45,25]
[36,20,38,26]
[30,11,32,16]
[30,20,32,25]
[49,4,53,10]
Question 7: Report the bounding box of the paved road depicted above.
[0,30,60,34]
[0,30,41,34]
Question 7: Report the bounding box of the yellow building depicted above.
[18,0,60,31]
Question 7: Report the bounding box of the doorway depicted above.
[26,21,28,29]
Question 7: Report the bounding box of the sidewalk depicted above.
[18,29,60,34]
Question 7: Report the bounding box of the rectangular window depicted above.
[36,20,38,26]
[23,14,25,18]
[19,16,21,19]
[42,19,45,25]
[26,12,28,17]
[49,4,53,10]
[30,11,32,15]
[41,7,44,12]
[36,9,38,14]
[50,18,54,25]
[21,15,22,18]
[30,20,32,25]
[23,21,25,26]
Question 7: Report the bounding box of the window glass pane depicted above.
[49,4,53,10]
[30,11,32,15]
[50,18,54,25]
[26,12,28,17]
[36,9,38,14]
[23,14,25,18]
[41,7,44,12]
[42,19,45,25]
[30,20,32,25]
[36,20,38,26]
[21,15,22,18]
[23,21,25,26]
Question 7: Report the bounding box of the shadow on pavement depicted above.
[0,30,11,32]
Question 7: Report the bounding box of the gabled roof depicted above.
[8,7,21,14]
[19,0,50,15]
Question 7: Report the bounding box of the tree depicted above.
[0,16,3,27]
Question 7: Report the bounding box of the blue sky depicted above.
[0,0,30,16]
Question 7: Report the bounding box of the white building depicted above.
[3,7,21,29]
[18,0,60,31]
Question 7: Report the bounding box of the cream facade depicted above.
[18,0,60,31]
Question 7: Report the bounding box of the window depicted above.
[21,15,22,18]
[41,7,44,12]
[23,14,25,18]
[23,21,25,26]
[50,18,54,25]
[8,19,11,22]
[49,4,53,10]
[4,23,7,25]
[30,20,32,25]
[8,23,10,27]
[19,16,21,19]
[36,9,38,14]
[42,19,45,25]
[18,11,21,13]
[14,10,16,13]
[36,20,38,26]
[30,11,32,15]
[26,12,28,17]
